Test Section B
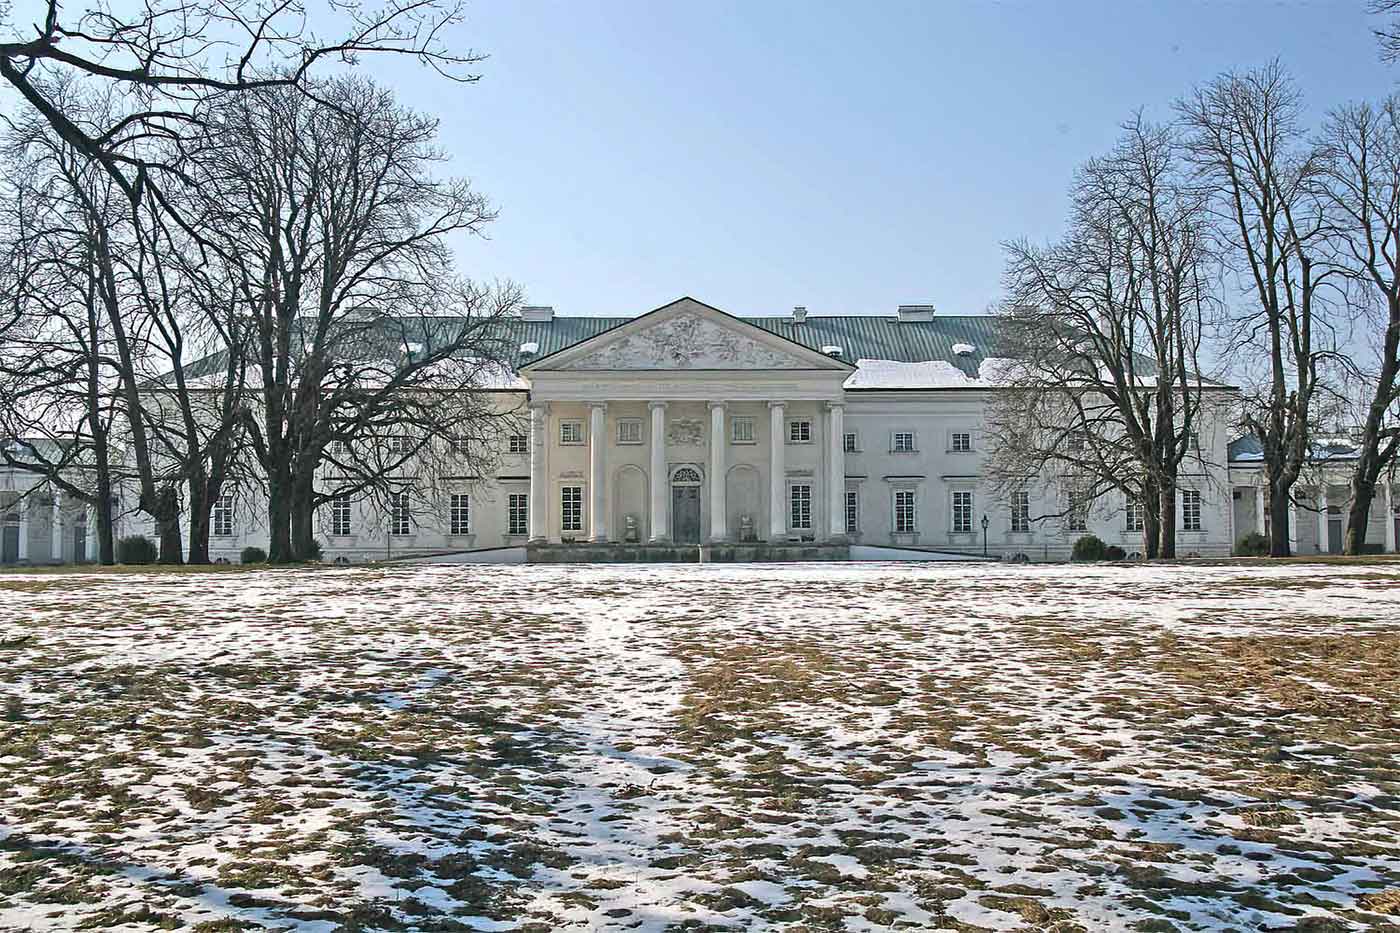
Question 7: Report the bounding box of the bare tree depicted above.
[990,116,1217,558]
[1178,62,1340,557]
[195,76,518,561]
[1317,96,1400,553]
[1371,0,1400,63]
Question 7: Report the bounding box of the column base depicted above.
[648,535,671,545]
[589,535,609,544]
[528,536,549,545]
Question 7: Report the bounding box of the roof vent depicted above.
[791,306,808,323]
[897,304,935,323]
[952,342,976,356]
[519,340,539,357]
[821,345,844,358]
[521,305,554,323]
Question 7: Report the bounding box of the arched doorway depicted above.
[670,465,703,544]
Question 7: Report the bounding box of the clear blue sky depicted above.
[371,1,1390,319]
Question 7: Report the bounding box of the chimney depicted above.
[791,306,807,324]
[521,305,555,323]
[896,304,935,323]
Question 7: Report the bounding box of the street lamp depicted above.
[980,513,989,557]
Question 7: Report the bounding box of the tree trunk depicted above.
[187,471,212,565]
[266,463,294,563]
[1142,477,1161,560]
[1158,478,1177,559]
[154,484,184,564]
[290,470,317,560]
[1268,481,1293,557]
[94,467,115,567]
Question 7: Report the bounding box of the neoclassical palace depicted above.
[4,297,1397,564]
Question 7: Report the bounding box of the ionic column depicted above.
[50,493,62,562]
[827,402,846,542]
[649,402,669,542]
[16,494,28,562]
[528,402,549,543]
[85,505,96,560]
[1287,494,1299,556]
[589,402,608,542]
[708,402,727,542]
[769,402,787,541]
[1254,485,1266,536]
[1317,485,1328,553]
[1386,483,1396,553]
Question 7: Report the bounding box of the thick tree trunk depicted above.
[1268,482,1293,558]
[187,472,212,565]
[266,463,294,563]
[290,471,317,560]
[154,484,183,564]
[1142,478,1161,560]
[1158,478,1177,559]
[94,468,115,567]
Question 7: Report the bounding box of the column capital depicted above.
[648,400,668,411]
[528,400,550,413]
[767,400,787,411]
[588,401,608,412]
[825,400,845,413]
[707,400,727,411]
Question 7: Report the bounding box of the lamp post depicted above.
[980,513,989,558]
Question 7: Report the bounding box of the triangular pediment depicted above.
[524,298,852,372]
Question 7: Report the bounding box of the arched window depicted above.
[671,467,701,486]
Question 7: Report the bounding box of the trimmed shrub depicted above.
[1103,544,1127,561]
[116,535,158,565]
[240,546,267,564]
[1236,531,1269,557]
[1071,534,1106,562]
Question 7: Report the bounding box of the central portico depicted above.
[519,298,854,546]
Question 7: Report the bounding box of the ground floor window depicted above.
[450,494,471,535]
[508,494,528,535]
[331,497,352,536]
[211,494,234,537]
[1010,490,1030,533]
[845,489,859,535]
[390,491,412,536]
[894,490,917,533]
[790,484,812,530]
[1067,488,1088,532]
[1125,497,1145,532]
[1182,489,1202,532]
[561,486,583,533]
[951,491,973,533]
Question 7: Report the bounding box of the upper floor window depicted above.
[894,490,917,533]
[1182,489,1202,532]
[388,434,412,454]
[616,419,643,445]
[449,494,471,535]
[331,497,352,536]
[561,485,583,532]
[508,493,529,536]
[843,432,859,453]
[731,417,755,444]
[790,484,812,530]
[212,495,234,537]
[390,491,412,536]
[892,431,916,453]
[560,420,584,445]
[508,434,529,454]
[329,438,350,457]
[788,420,812,444]
[1010,490,1030,533]
[951,491,973,533]
[951,432,972,453]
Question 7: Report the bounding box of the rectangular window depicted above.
[508,493,529,536]
[508,434,528,454]
[1188,432,1201,453]
[388,434,412,454]
[616,419,642,444]
[845,489,859,535]
[892,432,916,453]
[1067,488,1088,532]
[731,417,755,444]
[843,432,858,453]
[789,420,812,443]
[790,484,812,530]
[561,485,583,533]
[331,497,352,537]
[952,491,973,533]
[560,420,584,445]
[1125,497,1145,532]
[329,439,350,457]
[951,432,972,453]
[450,494,471,535]
[894,490,917,533]
[1011,490,1030,533]
[212,494,234,537]
[390,491,412,536]
[1182,489,1202,532]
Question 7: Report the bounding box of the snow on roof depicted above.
[952,342,976,356]
[843,358,1018,390]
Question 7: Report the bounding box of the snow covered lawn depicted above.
[1,561,1398,931]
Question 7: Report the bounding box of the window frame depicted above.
[892,431,917,453]
[788,419,812,444]
[389,491,413,536]
[449,493,471,536]
[843,431,859,453]
[1010,490,1030,534]
[1125,497,1145,532]
[559,420,585,446]
[893,489,917,534]
[789,483,813,530]
[331,497,353,537]
[507,434,529,454]
[1066,487,1089,533]
[211,494,235,537]
[731,416,755,445]
[561,485,584,533]
[951,490,973,534]
[950,431,972,453]
[844,489,859,535]
[616,418,643,445]
[1182,488,1203,532]
[508,493,529,536]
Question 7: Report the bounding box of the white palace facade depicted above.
[5,297,1396,564]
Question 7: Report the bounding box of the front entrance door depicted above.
[672,486,701,544]
[1,524,16,564]
[1327,508,1343,554]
